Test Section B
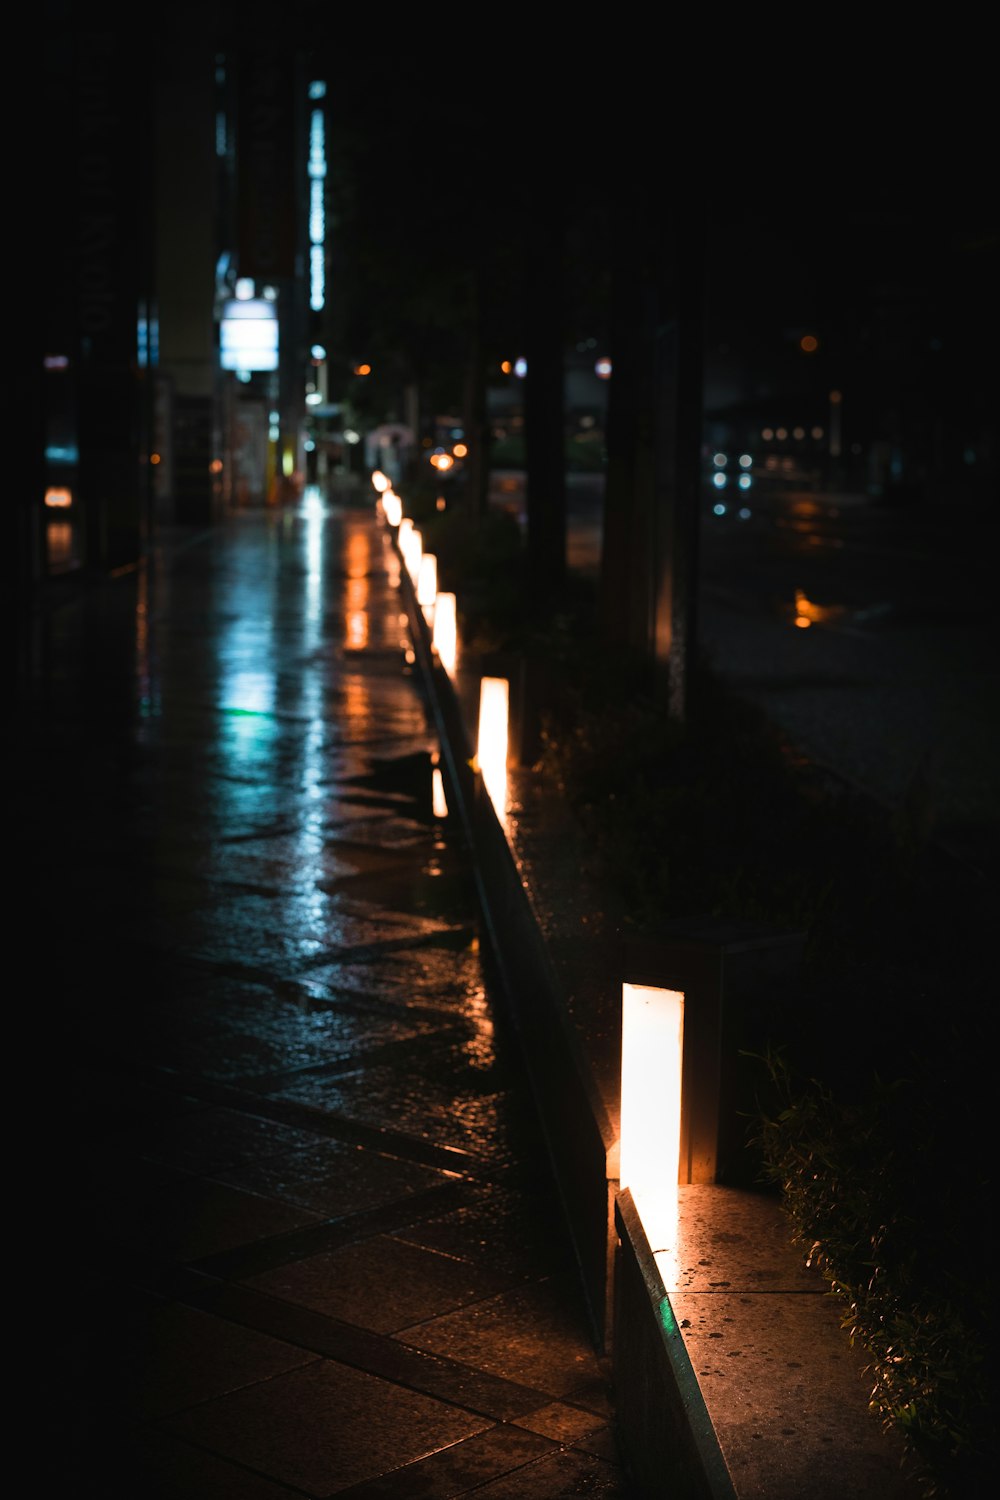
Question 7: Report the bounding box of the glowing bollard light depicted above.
[620,983,685,1264]
[398,517,415,573]
[397,520,422,584]
[417,552,438,611]
[407,528,423,584]
[477,676,509,818]
[371,470,390,494]
[382,490,403,527]
[432,592,457,677]
[432,766,449,819]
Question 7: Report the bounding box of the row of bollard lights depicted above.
[371,470,510,819]
[372,470,688,1270]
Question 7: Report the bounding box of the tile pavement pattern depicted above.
[19,501,636,1497]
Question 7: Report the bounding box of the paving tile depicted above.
[163,1356,489,1495]
[450,1446,630,1498]
[166,1277,553,1421]
[265,1028,523,1169]
[100,1289,317,1419]
[80,1157,321,1262]
[561,1373,616,1419]
[307,947,485,1007]
[245,1233,512,1333]
[324,862,475,917]
[151,1005,448,1087]
[393,1181,575,1279]
[214,1138,458,1216]
[190,1177,476,1282]
[572,1424,623,1462]
[209,841,363,886]
[67,1074,210,1136]
[332,1423,557,1498]
[511,1400,608,1444]
[68,1425,306,1499]
[178,903,447,971]
[398,1277,606,1398]
[326,815,430,848]
[120,1105,325,1172]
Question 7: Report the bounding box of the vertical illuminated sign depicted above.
[308,82,326,312]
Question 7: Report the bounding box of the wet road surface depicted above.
[17,494,633,1497]
[493,471,999,877]
[698,488,1000,876]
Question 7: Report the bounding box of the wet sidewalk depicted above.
[17,496,634,1497]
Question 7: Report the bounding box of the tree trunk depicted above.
[523,178,566,603]
[461,269,491,525]
[600,185,704,719]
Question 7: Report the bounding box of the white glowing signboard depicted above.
[220,298,279,372]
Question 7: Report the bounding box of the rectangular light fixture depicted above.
[432,593,457,676]
[382,490,402,527]
[432,767,448,818]
[417,552,437,608]
[477,676,509,818]
[398,519,422,583]
[620,983,685,1261]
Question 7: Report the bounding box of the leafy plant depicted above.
[749,1050,994,1498]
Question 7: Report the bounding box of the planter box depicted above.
[615,1189,737,1500]
[614,1187,921,1499]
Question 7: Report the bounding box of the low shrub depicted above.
[750,1051,994,1498]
